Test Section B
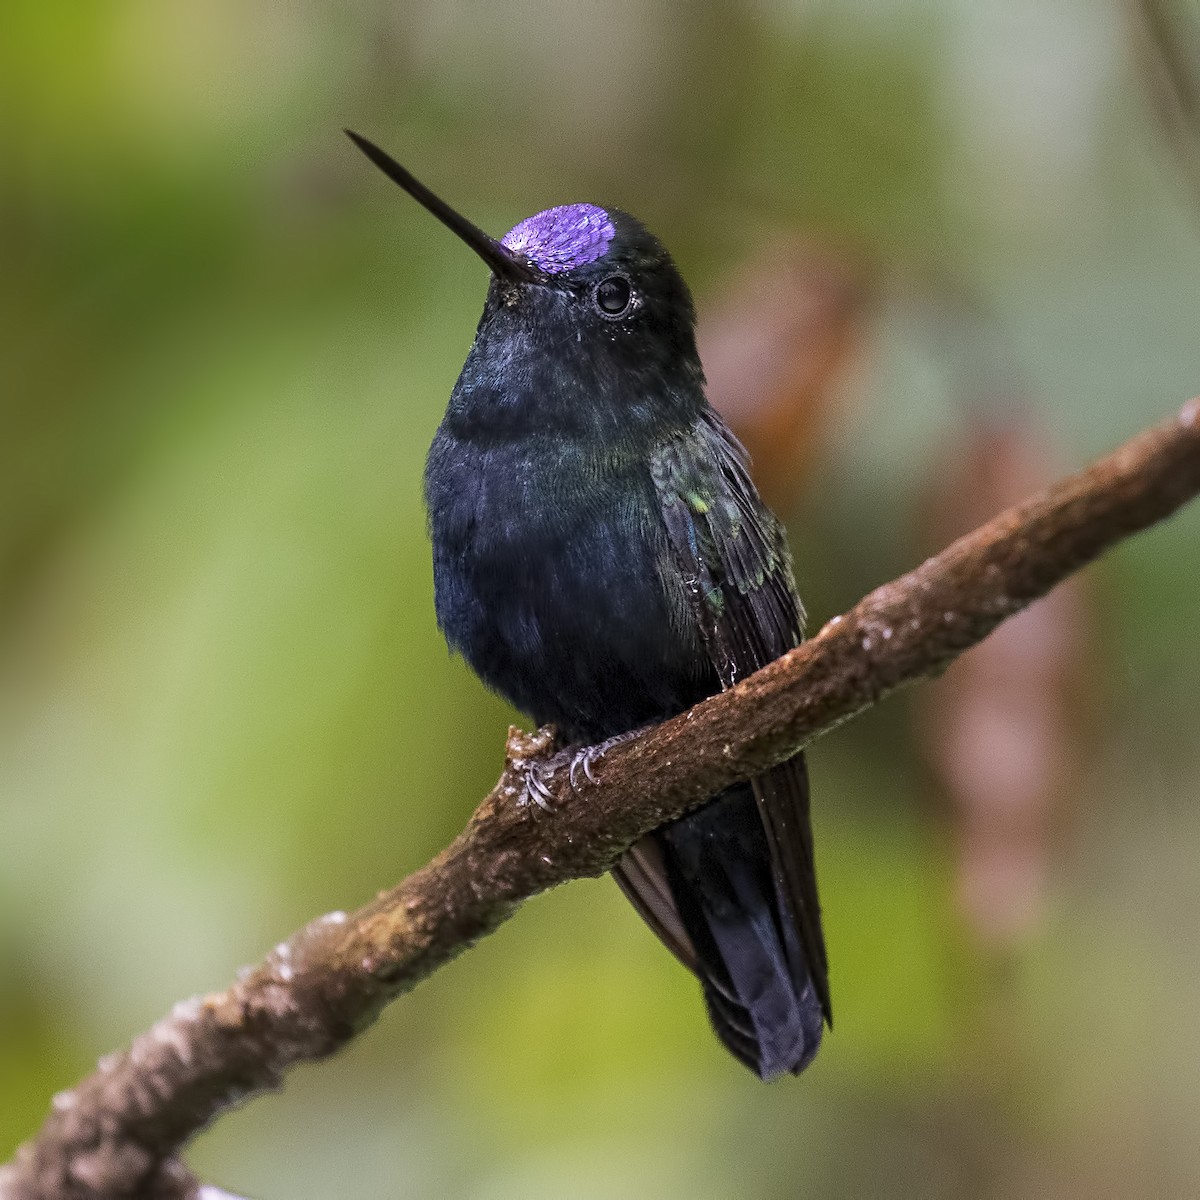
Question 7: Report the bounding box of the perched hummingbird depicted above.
[347,131,830,1079]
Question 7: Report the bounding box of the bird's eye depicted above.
[595,275,632,317]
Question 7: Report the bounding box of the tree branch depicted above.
[5,399,1200,1200]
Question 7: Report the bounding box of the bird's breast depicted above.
[424,428,710,738]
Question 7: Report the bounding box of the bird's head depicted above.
[347,131,704,434]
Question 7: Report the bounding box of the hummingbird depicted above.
[347,130,830,1080]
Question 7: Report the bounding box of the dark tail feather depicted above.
[659,786,824,1080]
[702,985,762,1074]
[703,978,823,1079]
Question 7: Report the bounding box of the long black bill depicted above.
[345,130,541,285]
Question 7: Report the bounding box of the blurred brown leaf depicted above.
[698,241,873,510]
[916,416,1090,945]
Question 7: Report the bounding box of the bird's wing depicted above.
[645,409,831,1025]
[611,839,699,974]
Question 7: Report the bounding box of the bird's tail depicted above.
[648,785,824,1080]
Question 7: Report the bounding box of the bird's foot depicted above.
[505,724,563,811]
[518,760,557,811]
[567,727,647,790]
[519,741,610,808]
[505,724,649,810]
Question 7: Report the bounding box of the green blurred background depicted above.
[4,2,1200,1196]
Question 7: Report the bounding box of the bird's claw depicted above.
[515,744,597,809]
[512,726,644,809]
[569,745,603,790]
[518,761,557,811]
[566,728,646,790]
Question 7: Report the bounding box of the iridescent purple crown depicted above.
[502,204,615,275]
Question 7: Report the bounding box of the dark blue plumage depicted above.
[348,131,830,1079]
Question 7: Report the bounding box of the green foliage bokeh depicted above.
[4,3,1200,1197]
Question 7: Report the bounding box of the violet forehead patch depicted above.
[501,204,615,275]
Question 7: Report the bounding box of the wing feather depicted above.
[649,411,831,1025]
